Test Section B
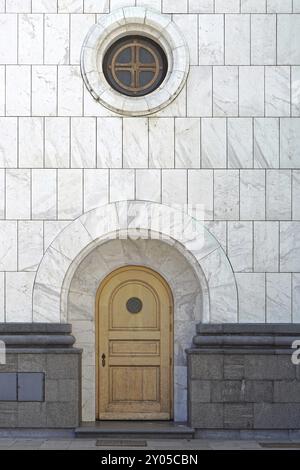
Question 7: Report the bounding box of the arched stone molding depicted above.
[32,200,238,325]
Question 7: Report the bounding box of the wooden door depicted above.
[96,266,173,420]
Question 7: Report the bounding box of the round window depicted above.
[103,35,168,97]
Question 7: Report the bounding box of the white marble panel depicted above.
[83,169,109,212]
[58,66,83,116]
[110,0,135,8]
[228,221,253,272]
[0,221,17,271]
[45,117,70,168]
[0,118,17,167]
[149,118,174,168]
[293,0,300,12]
[225,14,250,65]
[266,170,291,220]
[280,118,300,169]
[236,273,266,322]
[32,169,57,220]
[251,14,276,65]
[267,0,292,12]
[19,118,44,168]
[32,0,58,12]
[84,0,109,12]
[18,221,43,272]
[241,0,266,12]
[189,0,214,13]
[254,221,279,272]
[228,118,253,168]
[58,0,83,12]
[293,274,300,323]
[136,169,161,203]
[188,169,213,220]
[32,66,57,117]
[292,67,300,117]
[18,14,43,64]
[123,118,148,169]
[214,170,239,220]
[0,66,4,116]
[278,14,300,65]
[265,67,291,117]
[162,170,187,206]
[6,169,31,220]
[6,66,31,116]
[0,14,17,64]
[70,14,95,64]
[97,117,122,168]
[215,0,240,12]
[44,221,70,250]
[110,169,135,203]
[163,0,187,12]
[71,118,96,168]
[173,14,198,66]
[202,118,227,168]
[175,118,200,168]
[199,14,224,65]
[254,118,279,168]
[0,170,4,219]
[136,0,161,10]
[267,273,292,323]
[239,67,264,116]
[0,273,4,322]
[213,66,238,116]
[240,169,266,220]
[44,14,70,65]
[280,222,300,272]
[187,66,212,117]
[58,169,83,219]
[6,272,35,322]
[0,0,4,10]
[6,0,31,11]
[293,170,300,220]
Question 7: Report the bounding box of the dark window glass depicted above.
[103,35,168,97]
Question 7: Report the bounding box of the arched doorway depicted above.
[96,266,173,420]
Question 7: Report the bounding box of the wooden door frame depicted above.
[95,265,174,421]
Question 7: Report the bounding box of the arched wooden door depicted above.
[96,266,173,420]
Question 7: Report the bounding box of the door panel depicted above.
[96,266,173,420]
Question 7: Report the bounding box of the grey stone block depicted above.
[224,356,244,379]
[45,379,79,403]
[18,354,46,372]
[0,354,18,372]
[0,403,18,427]
[190,403,223,429]
[254,403,300,429]
[244,381,273,403]
[18,403,46,427]
[224,404,254,429]
[190,380,211,403]
[46,403,79,428]
[211,381,245,403]
[46,354,79,379]
[245,355,295,380]
[274,381,300,403]
[189,355,223,379]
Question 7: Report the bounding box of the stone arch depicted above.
[32,200,238,325]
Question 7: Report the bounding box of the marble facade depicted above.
[0,0,299,424]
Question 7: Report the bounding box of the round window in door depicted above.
[103,35,168,97]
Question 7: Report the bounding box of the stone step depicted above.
[75,421,195,440]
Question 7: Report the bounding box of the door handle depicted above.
[102,354,106,367]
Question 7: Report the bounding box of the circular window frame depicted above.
[81,7,190,116]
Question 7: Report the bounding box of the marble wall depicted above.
[0,0,299,324]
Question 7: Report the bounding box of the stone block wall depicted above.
[188,324,300,436]
[0,1,299,324]
[0,324,81,429]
